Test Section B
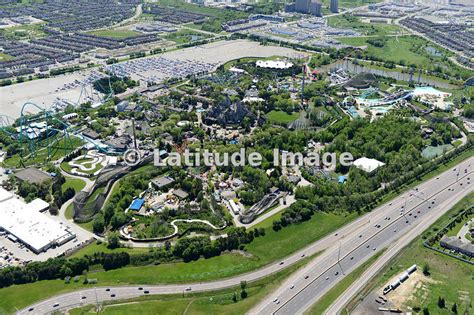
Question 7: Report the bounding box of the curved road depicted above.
[17,157,473,315]
[251,157,473,315]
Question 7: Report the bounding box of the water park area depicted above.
[345,86,454,119]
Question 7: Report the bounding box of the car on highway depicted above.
[185,287,192,291]
[28,308,34,312]
[304,275,309,279]
[111,294,116,298]
[81,296,86,300]
[53,303,59,308]
[144,290,150,294]
[106,288,110,292]
[138,287,143,290]
[290,284,295,289]
[279,261,284,265]
[325,276,329,280]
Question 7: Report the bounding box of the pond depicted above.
[425,46,443,57]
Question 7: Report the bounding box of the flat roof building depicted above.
[151,176,175,190]
[0,188,75,254]
[440,235,474,258]
[173,189,189,200]
[14,167,51,185]
[129,198,145,211]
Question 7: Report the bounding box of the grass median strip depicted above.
[304,250,385,315]
[67,255,315,315]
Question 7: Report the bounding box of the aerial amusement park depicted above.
[0,75,115,168]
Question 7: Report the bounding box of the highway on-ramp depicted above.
[251,157,473,315]
[17,157,473,315]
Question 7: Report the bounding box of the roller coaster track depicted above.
[0,102,113,167]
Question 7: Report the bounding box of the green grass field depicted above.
[266,110,300,124]
[337,35,472,80]
[156,0,247,20]
[69,257,311,315]
[164,29,211,44]
[88,29,141,39]
[345,193,474,315]
[3,137,83,168]
[70,243,150,258]
[338,36,430,65]
[0,253,260,313]
[62,177,86,193]
[328,15,403,36]
[246,212,357,263]
[0,22,46,39]
[0,53,14,61]
[445,213,473,237]
[65,203,74,220]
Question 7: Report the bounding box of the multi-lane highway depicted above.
[251,157,473,315]
[17,157,473,315]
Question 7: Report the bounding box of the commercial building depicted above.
[330,0,338,13]
[173,189,189,200]
[440,235,474,258]
[0,188,75,254]
[226,199,241,215]
[14,167,51,185]
[151,176,175,190]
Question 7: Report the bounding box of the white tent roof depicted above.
[256,60,293,69]
[353,157,385,173]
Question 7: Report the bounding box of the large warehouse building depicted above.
[0,188,76,254]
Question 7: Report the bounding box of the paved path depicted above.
[457,218,472,243]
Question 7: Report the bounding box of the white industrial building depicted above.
[0,188,76,254]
